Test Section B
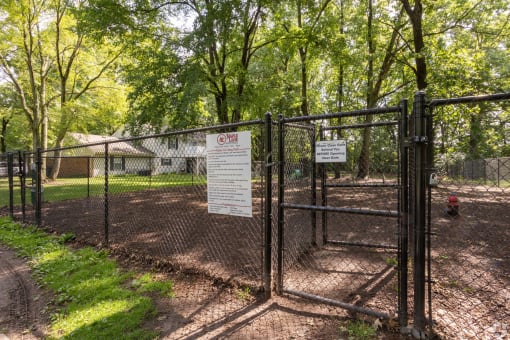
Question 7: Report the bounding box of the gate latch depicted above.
[429,173,439,186]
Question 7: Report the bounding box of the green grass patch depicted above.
[235,287,253,301]
[0,217,166,339]
[0,173,207,207]
[131,273,175,298]
[339,320,377,340]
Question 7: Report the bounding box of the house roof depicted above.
[114,125,207,142]
[68,132,155,157]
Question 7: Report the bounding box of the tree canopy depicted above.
[1,0,509,164]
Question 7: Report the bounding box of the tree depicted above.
[357,0,405,179]
[423,0,510,160]
[0,0,52,156]
[1,0,128,179]
[400,0,427,90]
[273,0,333,117]
[0,85,29,153]
[49,0,125,180]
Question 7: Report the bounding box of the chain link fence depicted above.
[8,121,269,290]
[2,93,509,338]
[427,95,510,339]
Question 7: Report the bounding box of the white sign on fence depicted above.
[315,140,347,163]
[206,131,252,217]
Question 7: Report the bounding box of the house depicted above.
[113,127,207,176]
[57,132,156,177]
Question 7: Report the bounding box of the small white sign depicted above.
[206,131,252,217]
[316,140,347,163]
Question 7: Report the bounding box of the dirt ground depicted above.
[0,240,405,340]
[0,245,49,340]
[3,177,509,339]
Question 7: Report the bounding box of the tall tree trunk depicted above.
[299,47,309,117]
[297,0,309,117]
[401,0,427,90]
[357,1,403,179]
[40,77,48,179]
[334,0,346,179]
[357,0,375,179]
[232,3,262,123]
[0,118,8,153]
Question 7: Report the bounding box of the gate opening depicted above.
[276,102,409,322]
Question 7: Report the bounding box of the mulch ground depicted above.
[6,177,509,339]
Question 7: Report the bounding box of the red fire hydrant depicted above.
[445,193,460,216]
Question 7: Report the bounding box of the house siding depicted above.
[141,138,206,175]
[47,157,91,177]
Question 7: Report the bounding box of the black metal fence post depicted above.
[426,95,436,335]
[310,124,317,246]
[319,126,327,245]
[264,112,273,299]
[104,143,109,246]
[412,91,428,338]
[398,98,409,330]
[7,152,14,218]
[87,157,91,198]
[35,148,42,227]
[276,114,285,294]
[21,152,27,222]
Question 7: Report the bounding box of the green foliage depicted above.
[235,286,253,301]
[58,232,76,244]
[339,320,377,340]
[1,0,508,168]
[131,273,175,298]
[0,217,161,339]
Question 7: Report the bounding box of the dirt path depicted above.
[0,242,406,339]
[0,246,48,340]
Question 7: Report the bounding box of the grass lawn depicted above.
[0,217,174,339]
[0,173,207,207]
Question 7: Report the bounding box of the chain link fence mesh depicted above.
[2,94,508,338]
[16,124,267,290]
[429,102,509,339]
[278,109,403,320]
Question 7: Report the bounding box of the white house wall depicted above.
[91,157,152,177]
[141,137,206,175]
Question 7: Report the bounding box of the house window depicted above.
[168,137,178,150]
[110,156,125,171]
[161,158,172,166]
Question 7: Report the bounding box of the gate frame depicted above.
[276,101,409,321]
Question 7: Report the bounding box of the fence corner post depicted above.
[412,91,428,338]
[35,148,42,227]
[263,112,273,299]
[276,114,285,295]
[7,152,14,218]
[398,98,409,331]
[104,143,109,246]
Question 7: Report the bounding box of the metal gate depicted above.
[276,101,409,322]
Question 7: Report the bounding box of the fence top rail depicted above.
[40,119,264,154]
[323,120,399,131]
[429,92,510,108]
[280,105,401,124]
[284,122,315,131]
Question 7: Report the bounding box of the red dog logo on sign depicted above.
[217,134,226,145]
